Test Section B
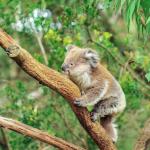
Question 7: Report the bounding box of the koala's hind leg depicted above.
[90,97,119,142]
[90,97,119,121]
[101,115,118,143]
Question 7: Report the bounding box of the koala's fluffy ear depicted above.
[65,45,75,51]
[84,49,100,68]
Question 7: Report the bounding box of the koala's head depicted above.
[61,45,99,76]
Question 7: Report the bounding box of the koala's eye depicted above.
[70,63,74,66]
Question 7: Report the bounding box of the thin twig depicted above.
[0,128,10,150]
[35,32,48,65]
[119,52,133,79]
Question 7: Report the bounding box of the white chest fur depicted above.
[71,72,91,90]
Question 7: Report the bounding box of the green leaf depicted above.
[125,0,137,28]
[146,17,150,25]
[145,72,150,82]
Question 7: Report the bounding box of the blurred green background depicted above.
[0,0,150,149]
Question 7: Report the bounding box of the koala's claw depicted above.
[90,112,98,122]
[74,100,83,106]
[110,101,118,108]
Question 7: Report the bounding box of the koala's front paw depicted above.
[90,112,98,122]
[74,99,85,107]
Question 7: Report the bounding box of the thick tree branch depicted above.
[134,119,150,150]
[0,116,84,150]
[0,29,116,150]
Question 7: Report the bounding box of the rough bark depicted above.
[0,116,84,150]
[134,119,150,150]
[0,29,116,150]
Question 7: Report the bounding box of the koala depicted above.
[61,45,126,142]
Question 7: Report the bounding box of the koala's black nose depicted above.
[61,64,69,71]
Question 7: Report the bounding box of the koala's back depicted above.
[91,64,126,115]
[92,64,125,100]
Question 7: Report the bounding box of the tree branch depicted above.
[0,116,84,150]
[0,29,116,150]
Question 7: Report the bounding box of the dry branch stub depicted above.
[0,28,116,150]
[134,119,150,150]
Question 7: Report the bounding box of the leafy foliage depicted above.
[145,71,150,82]
[114,0,150,36]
